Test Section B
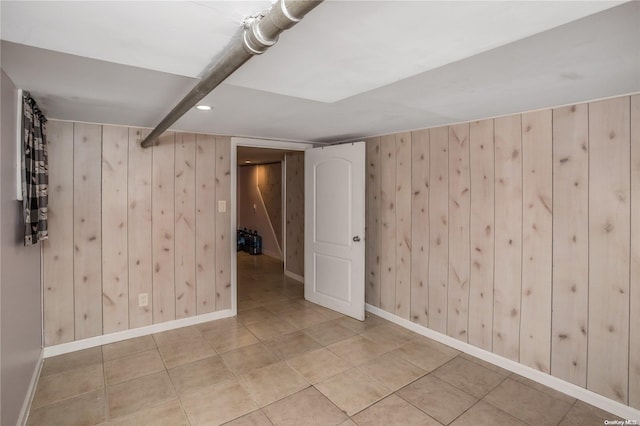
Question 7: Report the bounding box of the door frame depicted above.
[230,137,314,315]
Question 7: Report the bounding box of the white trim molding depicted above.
[17,348,43,426]
[365,303,640,422]
[284,270,304,283]
[256,183,283,258]
[43,309,233,358]
[261,249,283,261]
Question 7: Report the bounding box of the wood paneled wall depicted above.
[365,94,640,409]
[257,163,283,250]
[285,152,304,277]
[42,121,231,346]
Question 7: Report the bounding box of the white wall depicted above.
[1,69,43,425]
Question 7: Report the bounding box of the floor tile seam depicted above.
[236,368,313,409]
[281,357,318,382]
[358,335,405,356]
[280,316,332,332]
[29,386,107,417]
[424,373,481,402]
[481,395,552,426]
[165,357,188,397]
[105,368,176,402]
[387,348,444,373]
[445,397,516,426]
[102,345,158,363]
[103,347,164,371]
[154,336,210,351]
[32,368,108,411]
[37,361,105,383]
[107,396,179,423]
[555,399,579,426]
[101,354,110,423]
[219,354,251,382]
[107,397,190,425]
[342,386,395,418]
[357,363,430,393]
[247,407,276,426]
[260,385,351,425]
[365,392,443,426]
[498,376,575,410]
[186,322,222,353]
[395,384,480,426]
[347,363,397,395]
[299,328,334,347]
[390,371,481,421]
[40,359,106,378]
[508,374,577,404]
[430,360,510,399]
[323,341,358,364]
[154,346,174,372]
[162,367,195,426]
[297,355,354,383]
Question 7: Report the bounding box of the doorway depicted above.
[230,138,312,314]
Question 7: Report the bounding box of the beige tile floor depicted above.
[26,253,622,425]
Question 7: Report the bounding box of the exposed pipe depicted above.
[140,0,323,148]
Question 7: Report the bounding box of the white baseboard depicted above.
[284,270,304,283]
[365,304,640,422]
[262,249,282,261]
[18,348,44,426]
[43,309,234,358]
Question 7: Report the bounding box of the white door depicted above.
[305,142,365,320]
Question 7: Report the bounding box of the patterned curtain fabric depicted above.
[22,91,49,246]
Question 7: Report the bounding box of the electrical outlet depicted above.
[138,293,149,307]
[218,200,226,213]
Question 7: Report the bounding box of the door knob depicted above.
[353,236,361,242]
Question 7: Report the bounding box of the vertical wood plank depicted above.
[101,125,129,334]
[215,136,231,310]
[73,122,103,339]
[395,132,412,319]
[365,137,381,307]
[630,94,640,409]
[175,132,197,319]
[285,152,305,277]
[428,126,449,333]
[42,120,75,346]
[493,115,522,361]
[257,163,283,251]
[551,104,589,386]
[128,128,153,328]
[468,119,494,351]
[195,134,217,315]
[379,134,396,313]
[410,129,429,326]
[447,123,471,342]
[520,110,553,373]
[152,132,176,323]
[588,97,630,404]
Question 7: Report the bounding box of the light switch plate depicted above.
[218,200,227,213]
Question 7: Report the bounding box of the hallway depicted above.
[26,253,620,425]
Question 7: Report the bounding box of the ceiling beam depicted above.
[140,0,323,148]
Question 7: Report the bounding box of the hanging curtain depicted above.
[21,91,49,246]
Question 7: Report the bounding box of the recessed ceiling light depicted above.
[245,160,252,164]
[196,105,212,111]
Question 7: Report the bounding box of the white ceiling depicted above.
[1,1,639,143]
[237,146,288,166]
